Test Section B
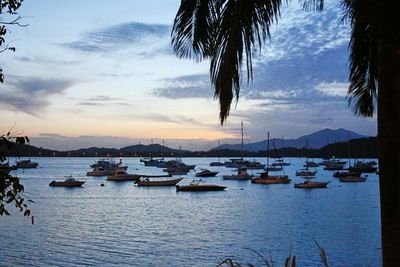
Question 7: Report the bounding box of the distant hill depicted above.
[212,128,367,151]
[120,144,183,154]
[1,129,376,158]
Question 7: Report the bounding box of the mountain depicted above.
[212,128,367,152]
[120,144,185,154]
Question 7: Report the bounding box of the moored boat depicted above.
[264,165,282,172]
[339,176,367,182]
[333,171,361,178]
[176,180,226,192]
[209,161,225,166]
[295,169,317,178]
[87,166,126,177]
[271,158,291,166]
[107,169,141,181]
[49,176,85,187]
[251,171,291,184]
[16,159,38,169]
[223,167,252,180]
[136,177,183,186]
[294,181,329,189]
[195,169,218,177]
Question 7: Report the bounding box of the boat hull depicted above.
[49,181,85,187]
[222,175,252,180]
[195,171,218,177]
[136,177,183,186]
[339,177,367,182]
[294,182,329,188]
[251,177,291,184]
[176,184,226,192]
[107,175,141,181]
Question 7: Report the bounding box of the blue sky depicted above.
[0,0,376,150]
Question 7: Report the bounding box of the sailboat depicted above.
[336,131,368,182]
[210,140,225,166]
[296,138,317,177]
[224,122,265,169]
[251,132,291,184]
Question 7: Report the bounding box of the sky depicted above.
[0,0,377,151]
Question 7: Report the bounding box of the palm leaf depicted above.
[171,0,326,124]
[210,0,282,123]
[171,0,216,61]
[343,0,377,117]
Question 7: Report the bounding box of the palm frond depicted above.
[343,0,377,117]
[301,0,324,12]
[210,0,282,123]
[171,0,216,61]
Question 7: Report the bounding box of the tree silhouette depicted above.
[171,0,400,265]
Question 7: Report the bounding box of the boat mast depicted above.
[305,138,309,170]
[241,121,244,161]
[218,140,221,163]
[347,131,351,167]
[267,132,270,169]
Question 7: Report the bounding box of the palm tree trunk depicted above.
[378,40,400,266]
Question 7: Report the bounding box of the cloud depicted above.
[75,95,129,106]
[38,133,69,139]
[0,76,74,115]
[14,55,78,65]
[152,74,213,99]
[314,81,349,97]
[62,22,171,55]
[127,113,212,127]
[152,1,351,107]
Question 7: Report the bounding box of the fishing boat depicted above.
[195,169,219,177]
[49,176,85,187]
[136,177,183,186]
[176,180,226,192]
[107,169,141,181]
[141,157,165,167]
[294,181,329,189]
[87,166,126,177]
[90,158,127,169]
[16,159,38,169]
[223,167,252,180]
[339,176,367,182]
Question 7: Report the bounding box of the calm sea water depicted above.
[1,157,381,266]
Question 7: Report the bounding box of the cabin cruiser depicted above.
[223,167,252,180]
[49,176,85,187]
[106,169,141,181]
[195,169,219,177]
[16,159,38,169]
[176,179,226,192]
[251,171,291,184]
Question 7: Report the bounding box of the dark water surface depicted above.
[1,157,381,266]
